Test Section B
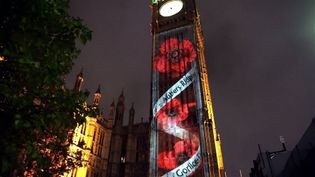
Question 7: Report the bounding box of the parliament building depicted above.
[63,71,150,177]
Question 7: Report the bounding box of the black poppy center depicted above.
[176,152,189,165]
[167,108,178,117]
[168,49,182,63]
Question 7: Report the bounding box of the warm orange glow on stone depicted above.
[0,56,5,62]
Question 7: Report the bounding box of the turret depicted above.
[73,69,84,91]
[114,90,125,126]
[93,84,101,107]
[108,99,115,120]
[128,103,135,126]
[118,90,125,103]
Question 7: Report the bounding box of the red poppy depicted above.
[158,151,177,169]
[157,98,200,170]
[174,140,198,157]
[154,38,197,77]
[158,139,199,170]
[157,98,189,129]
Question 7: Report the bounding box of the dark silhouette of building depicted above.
[279,117,315,177]
[107,91,150,177]
[249,143,290,177]
[250,117,315,177]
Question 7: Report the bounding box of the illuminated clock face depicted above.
[159,0,183,17]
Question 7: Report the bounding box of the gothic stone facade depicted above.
[107,92,150,177]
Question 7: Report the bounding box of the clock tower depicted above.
[149,0,225,177]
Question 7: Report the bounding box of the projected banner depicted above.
[151,25,204,177]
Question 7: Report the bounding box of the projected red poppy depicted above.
[154,38,197,77]
[158,140,199,170]
[156,98,199,170]
[157,98,189,127]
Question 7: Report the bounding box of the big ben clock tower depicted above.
[149,0,225,177]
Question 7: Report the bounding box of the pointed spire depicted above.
[118,89,125,104]
[74,68,84,91]
[78,67,83,77]
[95,84,101,94]
[129,103,135,126]
[129,102,135,114]
[110,99,115,107]
[93,84,102,107]
[108,99,115,120]
[115,90,125,126]
[119,89,124,98]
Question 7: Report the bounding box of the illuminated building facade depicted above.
[149,0,225,176]
[64,72,113,177]
[106,92,150,177]
[65,71,150,177]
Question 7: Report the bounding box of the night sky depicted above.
[67,0,315,176]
